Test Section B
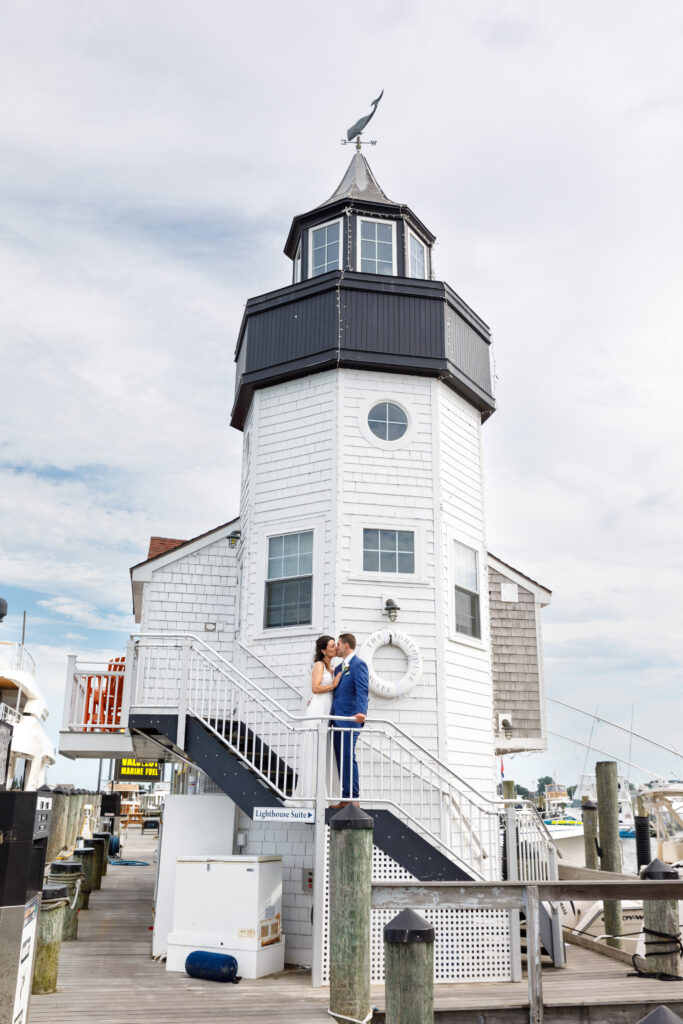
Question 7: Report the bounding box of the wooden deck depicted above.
[29,830,683,1024]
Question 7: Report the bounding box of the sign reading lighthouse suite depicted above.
[115,757,160,780]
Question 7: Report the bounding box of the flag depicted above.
[500,757,504,779]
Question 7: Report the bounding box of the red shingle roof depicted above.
[147,537,187,560]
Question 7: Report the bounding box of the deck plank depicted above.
[29,830,683,1023]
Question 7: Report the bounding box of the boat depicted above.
[0,639,56,790]
[636,782,683,866]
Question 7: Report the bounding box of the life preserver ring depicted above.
[359,627,423,699]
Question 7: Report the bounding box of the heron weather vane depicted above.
[342,90,384,151]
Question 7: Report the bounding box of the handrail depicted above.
[124,632,555,881]
[132,632,506,813]
[235,638,302,699]
[0,702,22,725]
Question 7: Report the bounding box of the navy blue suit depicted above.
[331,655,369,799]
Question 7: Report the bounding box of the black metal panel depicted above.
[184,717,282,817]
[325,807,473,882]
[232,272,495,430]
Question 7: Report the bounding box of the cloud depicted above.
[1,0,682,793]
[37,596,133,631]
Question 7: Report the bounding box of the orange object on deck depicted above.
[84,656,125,731]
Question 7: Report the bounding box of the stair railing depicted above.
[128,632,556,882]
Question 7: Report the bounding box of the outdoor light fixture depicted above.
[384,598,400,622]
[498,713,513,739]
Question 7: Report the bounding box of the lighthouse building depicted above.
[60,152,554,979]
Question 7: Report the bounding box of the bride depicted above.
[292,635,340,802]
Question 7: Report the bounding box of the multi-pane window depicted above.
[265,531,313,628]
[409,233,426,279]
[454,541,480,638]
[367,401,408,442]
[360,219,393,275]
[363,529,414,574]
[311,221,340,276]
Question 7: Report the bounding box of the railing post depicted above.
[120,638,136,727]
[311,720,328,988]
[524,884,543,1024]
[63,656,77,730]
[177,639,190,750]
[504,801,522,982]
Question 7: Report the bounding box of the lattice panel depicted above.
[321,828,512,984]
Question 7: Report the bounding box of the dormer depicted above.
[284,153,436,284]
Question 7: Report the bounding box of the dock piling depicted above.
[329,804,373,1024]
[640,860,681,979]
[384,908,435,1024]
[595,761,623,949]
[581,799,599,870]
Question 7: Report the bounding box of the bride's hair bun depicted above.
[314,635,335,663]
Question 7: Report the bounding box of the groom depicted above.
[330,633,369,807]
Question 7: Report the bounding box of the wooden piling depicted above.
[329,804,373,1024]
[595,761,623,949]
[502,779,516,801]
[384,909,435,1024]
[640,860,681,978]
[581,800,599,870]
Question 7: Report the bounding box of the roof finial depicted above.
[342,90,384,151]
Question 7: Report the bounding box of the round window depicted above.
[367,402,408,442]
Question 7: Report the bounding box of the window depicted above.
[363,529,414,574]
[408,232,426,279]
[454,542,480,638]
[311,220,340,277]
[359,218,394,275]
[367,401,408,441]
[293,240,302,283]
[265,531,313,628]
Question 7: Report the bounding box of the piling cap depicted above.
[384,908,435,944]
[73,846,96,857]
[49,860,83,873]
[582,800,597,811]
[329,804,374,830]
[635,1007,683,1024]
[640,858,680,880]
[43,884,68,900]
[52,786,69,795]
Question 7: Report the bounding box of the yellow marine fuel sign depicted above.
[115,757,160,780]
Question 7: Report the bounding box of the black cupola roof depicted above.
[231,154,495,430]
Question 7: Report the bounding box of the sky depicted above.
[1,1,682,791]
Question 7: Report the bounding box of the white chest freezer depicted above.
[166,855,285,978]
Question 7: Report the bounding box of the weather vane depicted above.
[342,90,384,151]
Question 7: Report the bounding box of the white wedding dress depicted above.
[292,665,340,803]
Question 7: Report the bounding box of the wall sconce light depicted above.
[498,713,513,740]
[384,599,400,622]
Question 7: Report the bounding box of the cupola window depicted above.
[367,401,408,441]
[310,219,341,277]
[408,231,426,279]
[359,218,395,275]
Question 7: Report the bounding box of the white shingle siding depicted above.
[237,370,496,793]
[140,538,239,661]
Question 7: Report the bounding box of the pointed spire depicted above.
[318,153,394,208]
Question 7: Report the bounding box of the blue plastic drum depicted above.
[185,950,239,983]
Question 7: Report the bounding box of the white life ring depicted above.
[359,627,423,700]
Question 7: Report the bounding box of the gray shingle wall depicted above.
[489,567,542,740]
